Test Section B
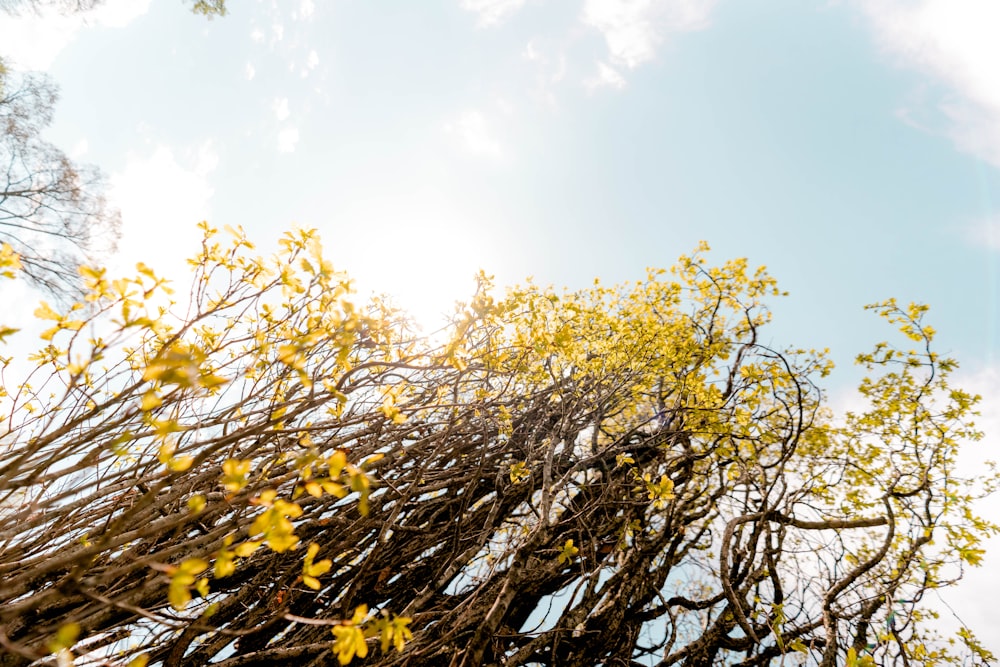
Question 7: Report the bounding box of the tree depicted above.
[0,0,98,15]
[0,0,225,17]
[0,0,225,300]
[0,227,994,667]
[0,61,120,298]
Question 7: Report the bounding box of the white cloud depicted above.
[273,97,291,121]
[523,41,540,62]
[277,126,300,153]
[585,60,627,92]
[446,110,503,158]
[581,0,717,69]
[244,62,256,81]
[460,0,527,27]
[0,0,151,71]
[860,0,1000,166]
[0,16,77,71]
[520,40,567,109]
[250,28,265,43]
[495,96,514,116]
[109,142,217,282]
[299,49,320,78]
[934,364,1000,655]
[522,40,566,83]
[966,215,1000,251]
[551,54,567,84]
[298,0,315,20]
[69,138,89,159]
[91,0,151,29]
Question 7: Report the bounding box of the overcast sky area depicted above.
[2,0,1000,652]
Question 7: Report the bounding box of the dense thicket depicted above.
[0,228,993,667]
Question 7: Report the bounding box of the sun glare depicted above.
[329,214,497,335]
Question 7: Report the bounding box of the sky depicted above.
[2,0,1000,652]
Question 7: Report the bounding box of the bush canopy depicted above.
[0,225,994,667]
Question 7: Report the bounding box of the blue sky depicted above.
[3,0,1000,648]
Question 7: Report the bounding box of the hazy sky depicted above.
[2,0,1000,650]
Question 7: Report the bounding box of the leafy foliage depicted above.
[187,0,226,18]
[0,227,994,666]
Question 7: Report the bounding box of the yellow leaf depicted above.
[267,532,299,553]
[277,344,305,370]
[214,555,235,579]
[321,480,346,498]
[276,499,303,519]
[332,610,369,666]
[331,626,361,664]
[221,458,251,492]
[328,451,347,478]
[141,391,162,411]
[558,539,579,565]
[509,461,529,484]
[47,622,80,653]
[0,243,23,277]
[199,373,228,390]
[153,419,180,439]
[392,617,412,652]
[180,558,209,575]
[34,301,60,321]
[379,616,412,653]
[135,262,156,279]
[187,494,206,514]
[362,453,385,468]
[234,541,262,558]
[303,575,321,590]
[169,455,194,472]
[168,581,191,611]
[79,265,104,289]
[304,541,332,580]
[157,442,175,465]
[350,604,369,624]
[127,655,149,667]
